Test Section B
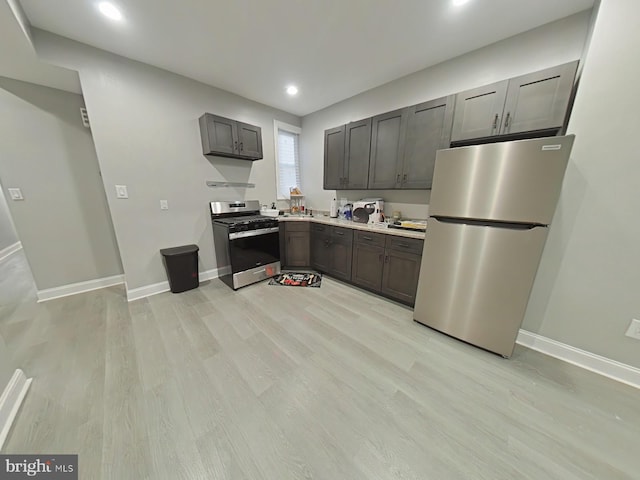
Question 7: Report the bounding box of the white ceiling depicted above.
[0,0,80,93]
[17,0,593,116]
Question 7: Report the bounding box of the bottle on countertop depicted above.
[344,203,353,221]
[330,198,338,218]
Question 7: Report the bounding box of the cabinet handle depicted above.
[402,174,407,183]
[396,174,401,184]
[504,112,511,132]
[397,242,410,248]
[378,253,383,262]
[335,231,344,236]
[492,114,499,132]
[384,255,389,263]
[234,141,238,151]
[362,235,373,241]
[239,142,244,151]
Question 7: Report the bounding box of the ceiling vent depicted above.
[80,107,91,128]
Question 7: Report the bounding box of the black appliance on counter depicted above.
[210,200,281,290]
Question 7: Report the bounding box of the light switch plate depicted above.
[115,185,128,199]
[8,188,24,200]
[160,200,169,210]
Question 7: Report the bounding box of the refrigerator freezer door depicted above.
[413,218,548,357]
[430,135,574,225]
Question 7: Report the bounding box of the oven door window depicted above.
[228,231,280,273]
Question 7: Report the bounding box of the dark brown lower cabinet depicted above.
[351,231,386,291]
[329,227,353,281]
[310,224,332,272]
[351,232,423,306]
[283,221,423,305]
[381,248,422,304]
[281,222,310,268]
[310,225,353,280]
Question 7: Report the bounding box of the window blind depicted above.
[277,129,301,199]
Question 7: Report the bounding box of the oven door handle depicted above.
[228,226,279,240]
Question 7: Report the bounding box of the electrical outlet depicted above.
[160,200,169,210]
[115,185,128,199]
[625,319,640,340]
[8,188,23,200]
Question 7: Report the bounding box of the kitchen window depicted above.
[274,121,301,200]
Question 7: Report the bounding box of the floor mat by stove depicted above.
[268,272,322,287]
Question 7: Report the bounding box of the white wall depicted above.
[0,184,19,252]
[300,11,592,218]
[523,0,640,369]
[0,333,13,394]
[33,32,301,291]
[0,77,122,290]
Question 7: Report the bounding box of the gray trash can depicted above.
[160,244,199,293]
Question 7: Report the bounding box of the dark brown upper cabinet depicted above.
[344,119,372,189]
[398,96,454,189]
[324,125,346,189]
[368,96,454,190]
[199,113,263,160]
[451,81,509,142]
[451,61,578,143]
[236,122,263,159]
[368,109,408,189]
[323,119,372,189]
[501,61,578,135]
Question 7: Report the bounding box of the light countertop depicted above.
[279,215,425,240]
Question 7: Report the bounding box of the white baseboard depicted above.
[37,274,124,303]
[126,266,231,302]
[517,330,640,390]
[0,369,32,450]
[0,241,22,263]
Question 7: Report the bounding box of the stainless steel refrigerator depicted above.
[413,135,575,357]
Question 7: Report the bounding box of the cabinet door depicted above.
[451,81,508,142]
[285,231,310,267]
[351,243,384,291]
[237,122,263,159]
[400,96,454,189]
[381,249,422,305]
[201,114,238,155]
[329,228,353,281]
[501,61,578,135]
[324,125,346,189]
[311,225,332,272]
[344,119,372,189]
[368,109,407,189]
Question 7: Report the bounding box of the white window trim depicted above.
[273,120,302,201]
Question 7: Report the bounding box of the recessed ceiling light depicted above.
[286,85,298,96]
[98,2,123,21]
[452,0,471,6]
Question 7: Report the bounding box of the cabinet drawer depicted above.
[285,222,310,232]
[354,231,386,247]
[331,226,353,243]
[385,236,424,255]
[311,223,330,233]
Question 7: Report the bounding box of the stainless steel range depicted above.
[210,200,281,290]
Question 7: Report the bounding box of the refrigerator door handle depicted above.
[431,216,544,230]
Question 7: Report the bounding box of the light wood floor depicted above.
[1,251,639,479]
